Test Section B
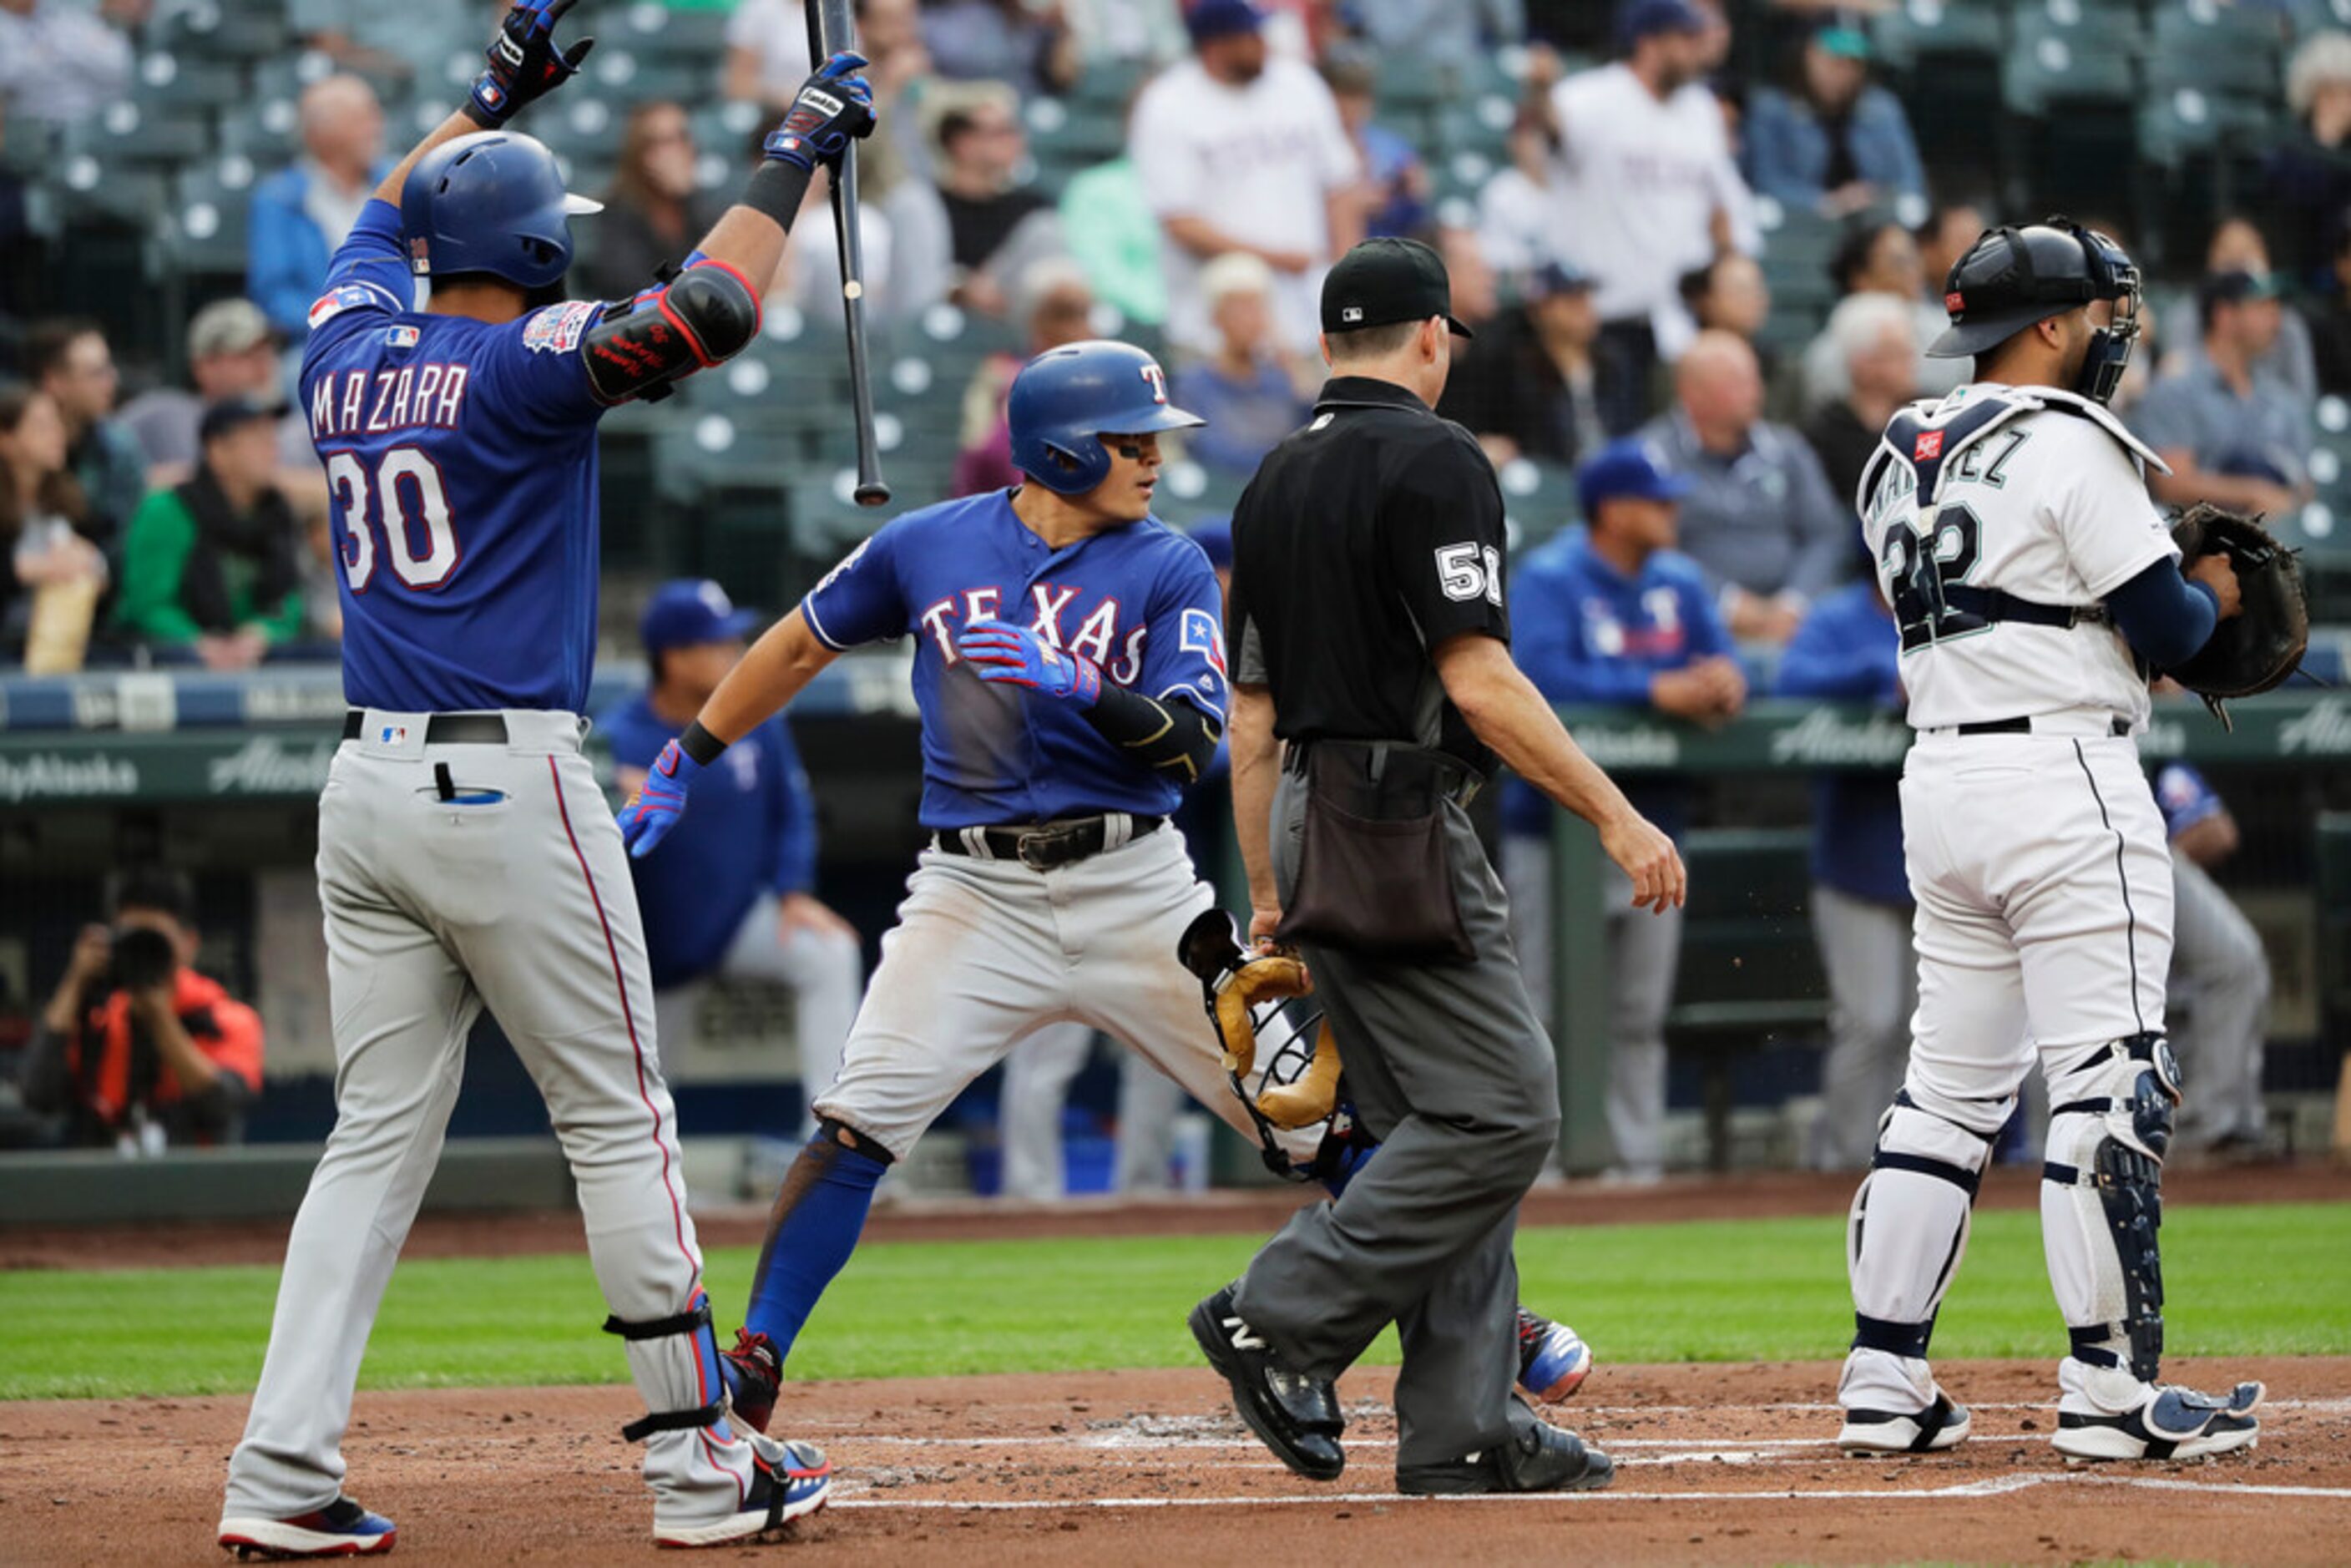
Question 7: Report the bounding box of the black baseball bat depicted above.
[806,0,888,507]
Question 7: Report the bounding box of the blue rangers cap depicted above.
[1577,437,1694,516]
[640,579,760,655]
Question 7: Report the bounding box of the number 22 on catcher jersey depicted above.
[1858,386,2178,733]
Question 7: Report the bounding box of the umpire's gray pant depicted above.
[2168,855,2269,1148]
[1502,836,1681,1179]
[1234,771,1558,1469]
[1808,884,1918,1171]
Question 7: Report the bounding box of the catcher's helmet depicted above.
[1007,339,1204,495]
[1929,215,2141,406]
[401,131,602,291]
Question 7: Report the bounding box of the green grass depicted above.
[3,1204,2345,1401]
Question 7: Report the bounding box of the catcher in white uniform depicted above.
[1838,217,2265,1461]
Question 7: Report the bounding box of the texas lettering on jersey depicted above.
[914,581,1153,685]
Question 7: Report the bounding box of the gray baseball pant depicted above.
[1234,771,1559,1470]
[1501,836,1681,1179]
[2167,855,2269,1148]
[1809,883,1919,1171]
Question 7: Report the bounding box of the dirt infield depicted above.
[2,1358,2346,1565]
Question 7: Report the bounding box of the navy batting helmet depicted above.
[401,131,602,291]
[1007,340,1204,495]
[1929,215,2142,405]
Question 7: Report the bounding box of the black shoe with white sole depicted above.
[1188,1283,1345,1481]
[2054,1380,2263,1461]
[1836,1390,1972,1454]
[1397,1417,1615,1496]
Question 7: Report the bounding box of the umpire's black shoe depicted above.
[1189,1284,1346,1481]
[1396,1417,1616,1495]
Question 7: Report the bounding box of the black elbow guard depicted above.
[1085,687,1223,784]
[579,260,762,405]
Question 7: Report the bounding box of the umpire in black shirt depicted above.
[1191,238,1685,1495]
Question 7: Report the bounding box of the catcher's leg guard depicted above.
[2040,1034,2180,1387]
[603,1288,736,1445]
[1838,1083,2005,1451]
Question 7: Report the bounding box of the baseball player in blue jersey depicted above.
[219,4,881,1554]
[616,340,1592,1440]
[1777,578,1915,1171]
[2151,762,2272,1154]
[600,580,862,1134]
[1499,438,1745,1181]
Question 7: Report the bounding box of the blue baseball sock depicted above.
[1297,1100,1378,1201]
[731,1128,890,1387]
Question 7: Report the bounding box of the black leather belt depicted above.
[1955,716,2131,737]
[931,814,1161,871]
[342,711,510,744]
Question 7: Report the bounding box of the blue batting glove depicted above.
[762,52,877,173]
[956,622,1103,706]
[618,737,704,857]
[466,0,594,128]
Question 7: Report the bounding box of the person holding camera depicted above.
[18,867,263,1151]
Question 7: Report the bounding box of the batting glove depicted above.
[618,738,703,857]
[956,622,1103,706]
[762,52,877,174]
[466,0,595,128]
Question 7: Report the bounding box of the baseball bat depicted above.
[806,0,889,507]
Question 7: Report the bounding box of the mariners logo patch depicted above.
[1180,607,1226,675]
[523,300,599,356]
[1914,430,1945,460]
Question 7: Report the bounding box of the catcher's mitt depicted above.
[2165,503,2309,729]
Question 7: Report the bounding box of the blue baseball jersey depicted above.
[599,691,820,989]
[799,489,1228,829]
[1777,581,1910,907]
[1502,529,1732,841]
[301,197,617,713]
[2153,761,2224,842]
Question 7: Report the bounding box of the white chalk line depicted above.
[822,1473,2351,1511]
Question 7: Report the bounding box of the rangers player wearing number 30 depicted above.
[1838,217,2265,1461]
[218,3,879,1555]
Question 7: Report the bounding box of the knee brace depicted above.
[1848,1085,2006,1360]
[603,1289,731,1444]
[2042,1033,2181,1383]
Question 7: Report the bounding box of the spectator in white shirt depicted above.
[1538,0,1759,435]
[0,0,134,127]
[1127,0,1362,359]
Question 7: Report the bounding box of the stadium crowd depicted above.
[0,0,2326,1176]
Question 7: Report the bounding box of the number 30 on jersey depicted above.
[324,448,460,592]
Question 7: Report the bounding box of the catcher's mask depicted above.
[1176,909,1342,1180]
[1931,215,2141,407]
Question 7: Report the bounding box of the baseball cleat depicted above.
[1837,1389,1972,1454]
[1189,1283,1346,1481]
[2053,1380,2263,1462]
[1397,1419,1615,1495]
[653,1439,831,1548]
[218,1497,397,1558]
[720,1328,782,1434]
[1515,1308,1593,1403]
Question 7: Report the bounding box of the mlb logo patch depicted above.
[386,325,419,349]
[1342,306,1363,323]
[377,725,408,745]
[1944,291,1965,311]
[1914,430,1945,460]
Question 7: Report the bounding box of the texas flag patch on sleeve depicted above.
[309,282,397,331]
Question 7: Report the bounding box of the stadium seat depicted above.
[133,50,247,114]
[1868,0,2007,74]
[154,2,293,63]
[617,3,734,63]
[69,101,213,174]
[2002,17,2138,117]
[2147,3,2283,103]
[219,97,304,164]
[168,158,261,281]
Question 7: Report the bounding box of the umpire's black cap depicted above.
[1321,238,1475,341]
[1928,217,2136,359]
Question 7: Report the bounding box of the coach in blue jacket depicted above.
[1503,438,1746,1181]
[1776,577,1911,1171]
[601,581,862,1132]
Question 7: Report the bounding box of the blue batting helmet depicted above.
[1007,340,1204,496]
[401,131,602,291]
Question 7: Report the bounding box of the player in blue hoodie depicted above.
[1501,438,1745,1180]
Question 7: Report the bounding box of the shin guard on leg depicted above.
[2041,1034,2180,1388]
[1839,1086,2003,1449]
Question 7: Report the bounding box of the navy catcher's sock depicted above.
[740,1125,891,1373]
